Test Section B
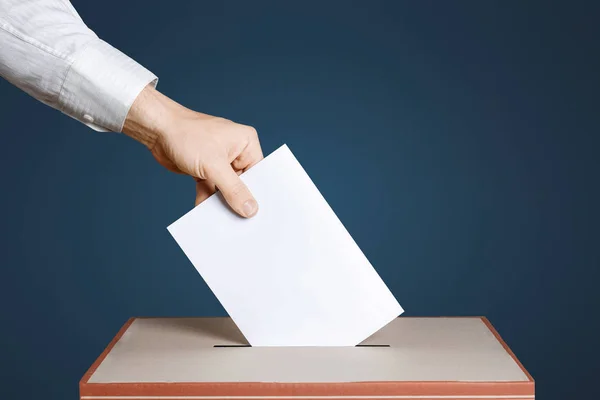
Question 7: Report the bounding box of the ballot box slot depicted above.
[212,344,390,347]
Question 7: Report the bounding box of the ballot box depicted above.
[80,317,534,400]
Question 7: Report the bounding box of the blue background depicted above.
[1,0,598,398]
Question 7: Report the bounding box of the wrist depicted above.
[123,84,187,149]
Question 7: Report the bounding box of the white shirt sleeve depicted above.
[0,0,158,132]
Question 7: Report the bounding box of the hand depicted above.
[123,85,263,218]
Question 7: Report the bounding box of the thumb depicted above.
[207,161,259,218]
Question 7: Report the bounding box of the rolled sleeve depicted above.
[58,39,158,132]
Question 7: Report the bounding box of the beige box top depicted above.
[88,317,530,384]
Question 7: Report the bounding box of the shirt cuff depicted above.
[58,39,158,133]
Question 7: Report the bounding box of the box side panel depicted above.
[80,397,533,400]
[80,381,534,398]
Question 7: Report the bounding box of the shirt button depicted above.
[83,114,94,123]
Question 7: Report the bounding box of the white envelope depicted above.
[167,144,403,346]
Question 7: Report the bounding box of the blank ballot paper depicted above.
[167,144,403,346]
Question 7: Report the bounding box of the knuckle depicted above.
[247,126,258,138]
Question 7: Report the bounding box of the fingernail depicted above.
[242,199,258,218]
